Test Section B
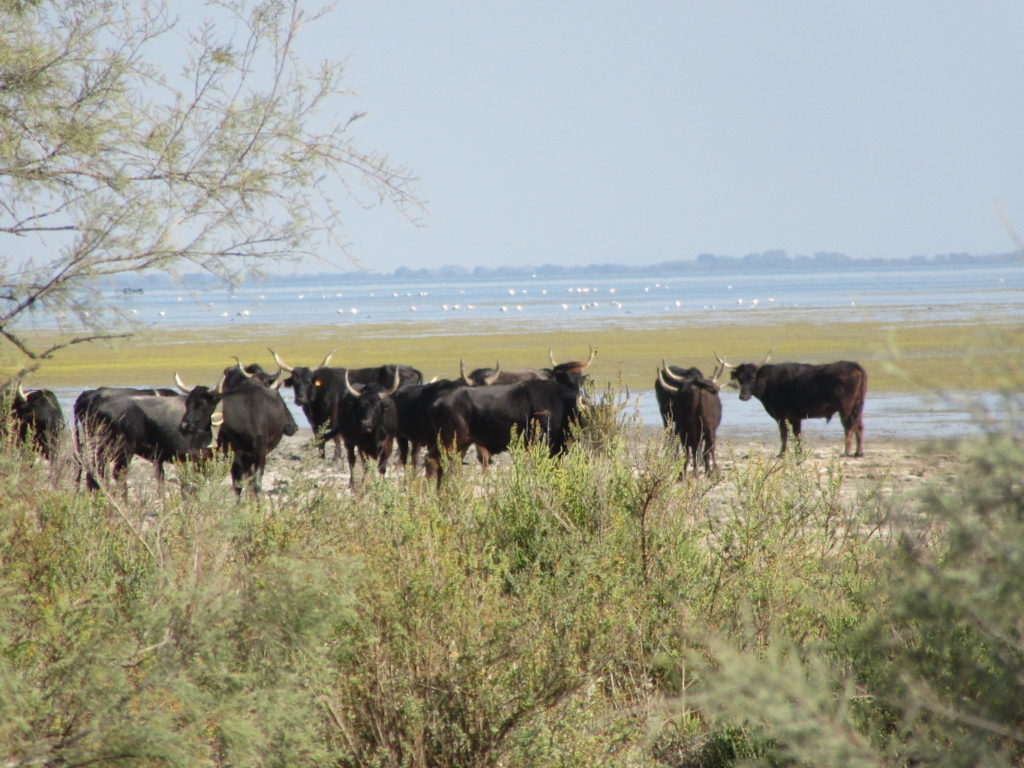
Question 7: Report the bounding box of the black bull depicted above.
[655,363,722,474]
[179,378,297,494]
[270,349,421,458]
[74,390,211,489]
[425,378,584,482]
[724,357,867,456]
[8,384,65,460]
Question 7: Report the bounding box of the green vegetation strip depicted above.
[16,318,1021,392]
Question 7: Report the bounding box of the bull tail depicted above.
[851,364,868,422]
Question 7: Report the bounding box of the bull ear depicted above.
[269,348,294,372]
[657,368,679,393]
[320,348,337,368]
[174,373,191,393]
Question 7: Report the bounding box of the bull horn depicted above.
[661,360,687,382]
[657,368,679,393]
[380,366,401,398]
[710,361,725,385]
[459,359,473,386]
[173,372,190,393]
[269,348,294,372]
[232,356,254,378]
[343,369,360,397]
[320,348,337,368]
[581,345,597,369]
[16,382,28,401]
[549,348,558,367]
[271,369,286,390]
[483,361,502,386]
[214,373,226,394]
[713,351,735,369]
[759,348,774,366]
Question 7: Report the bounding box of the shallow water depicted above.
[39,261,1024,332]
[50,386,1014,445]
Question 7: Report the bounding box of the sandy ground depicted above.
[256,428,968,507]
[57,425,968,512]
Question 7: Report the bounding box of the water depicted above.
[84,260,1024,331]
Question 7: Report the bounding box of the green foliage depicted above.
[677,412,1024,766]
[1,0,420,381]
[3,380,1022,766]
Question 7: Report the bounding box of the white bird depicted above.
[410,306,417,312]
[674,299,681,307]
[515,304,523,311]
[158,310,166,317]
[508,288,516,295]
[561,303,568,310]
[442,304,450,311]
[298,294,304,299]
[350,307,358,314]
[500,305,508,312]
[337,308,346,314]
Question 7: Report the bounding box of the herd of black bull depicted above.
[4,348,867,494]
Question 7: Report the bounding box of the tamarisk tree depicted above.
[0,0,419,382]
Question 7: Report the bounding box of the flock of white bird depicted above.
[134,281,803,321]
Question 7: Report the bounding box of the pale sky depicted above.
[285,2,1024,272]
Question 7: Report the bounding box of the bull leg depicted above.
[790,419,804,453]
[476,445,491,472]
[702,434,716,474]
[842,414,864,457]
[377,439,393,477]
[345,442,358,488]
[776,419,789,455]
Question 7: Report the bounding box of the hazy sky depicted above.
[303,2,1024,272]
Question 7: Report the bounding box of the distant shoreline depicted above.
[111,250,1021,289]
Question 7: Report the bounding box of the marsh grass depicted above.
[17,317,1021,393]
